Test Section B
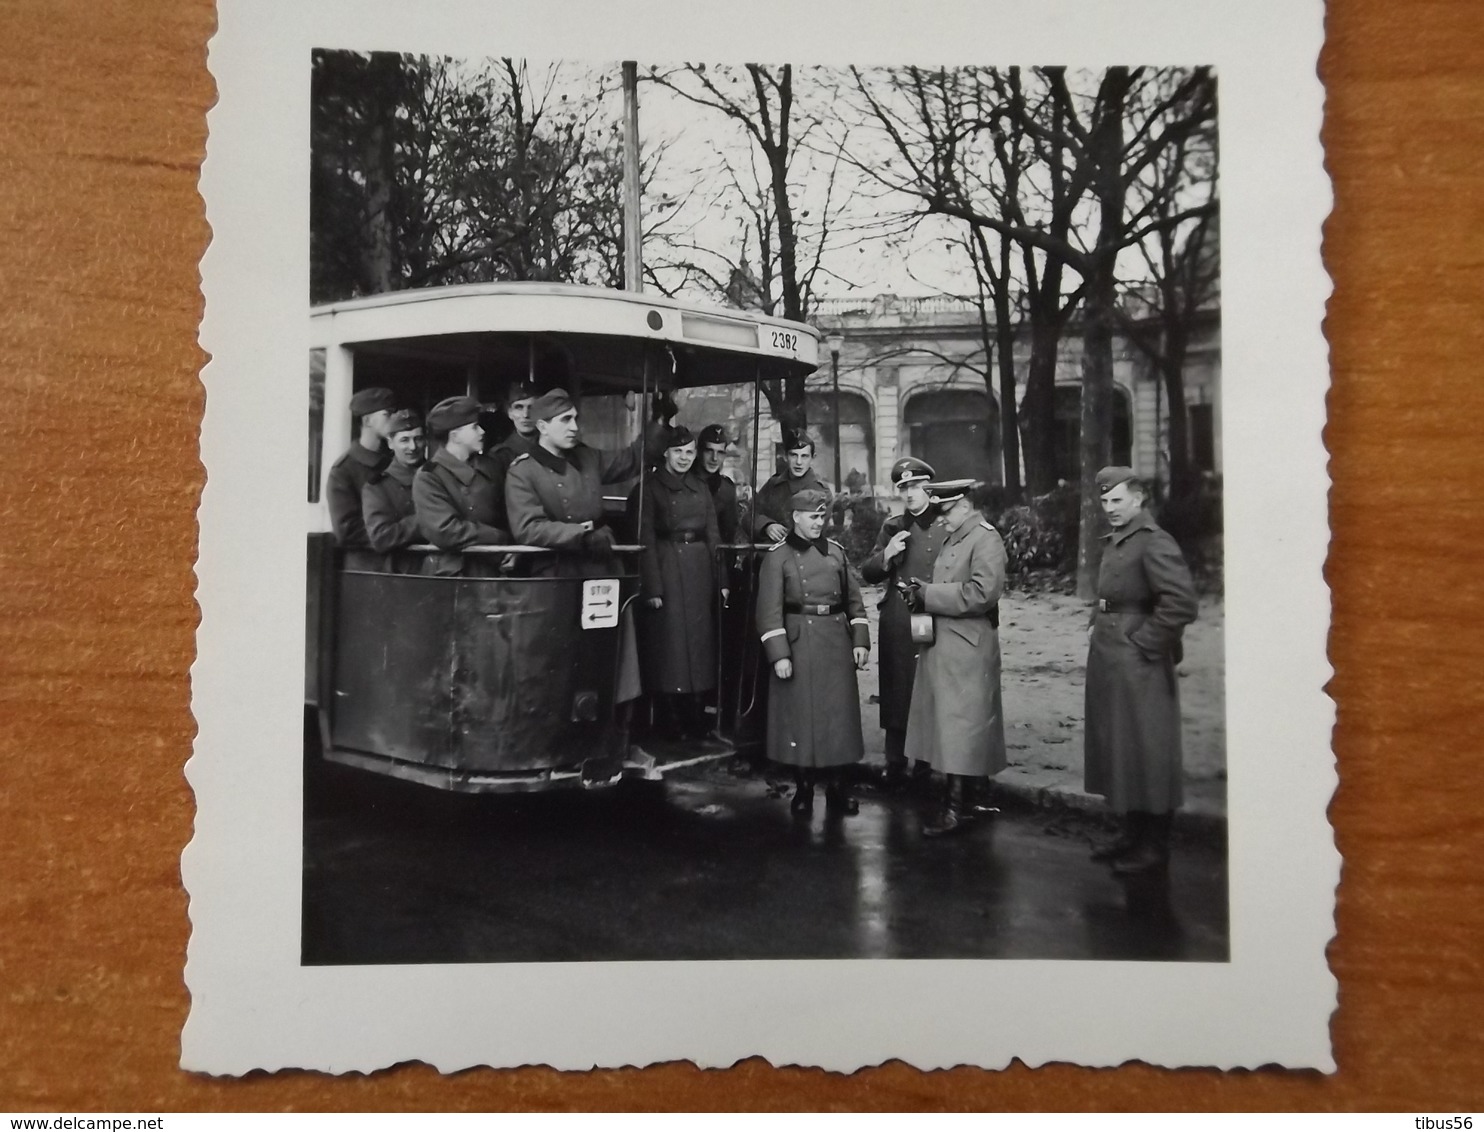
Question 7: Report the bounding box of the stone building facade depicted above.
[676,293,1221,498]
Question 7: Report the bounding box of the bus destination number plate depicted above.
[581,579,621,630]
[764,328,801,357]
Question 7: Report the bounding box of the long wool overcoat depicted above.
[859,506,946,733]
[504,440,644,579]
[1083,511,1198,813]
[904,518,1008,777]
[637,469,721,695]
[756,533,871,768]
[360,461,424,573]
[412,449,510,577]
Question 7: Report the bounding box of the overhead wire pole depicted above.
[622,61,644,295]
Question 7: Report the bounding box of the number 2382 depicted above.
[769,330,800,353]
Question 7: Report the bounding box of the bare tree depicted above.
[846,64,1216,596]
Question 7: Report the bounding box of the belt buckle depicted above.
[1098,598,1109,612]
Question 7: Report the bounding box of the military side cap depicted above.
[506,380,538,403]
[385,409,423,436]
[926,478,977,504]
[664,425,695,449]
[698,423,729,447]
[790,487,830,514]
[1095,465,1138,495]
[782,428,813,452]
[531,387,576,422]
[426,395,481,432]
[890,456,935,487]
[349,387,397,416]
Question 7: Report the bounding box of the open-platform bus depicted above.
[306,282,820,795]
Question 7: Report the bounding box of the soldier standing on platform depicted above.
[326,386,396,569]
[751,431,826,543]
[411,396,511,577]
[1084,466,1199,875]
[860,457,946,792]
[360,409,426,569]
[697,423,740,543]
[901,479,1009,837]
[756,488,871,817]
[636,427,727,740]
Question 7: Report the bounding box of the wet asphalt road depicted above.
[302,763,1228,965]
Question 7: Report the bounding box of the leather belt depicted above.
[664,530,702,543]
[1098,599,1154,614]
[785,602,843,616]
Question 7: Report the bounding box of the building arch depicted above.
[1051,382,1133,482]
[805,389,875,492]
[902,387,1001,484]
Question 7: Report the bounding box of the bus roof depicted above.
[311,282,819,389]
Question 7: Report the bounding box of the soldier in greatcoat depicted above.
[697,424,740,544]
[901,479,1009,837]
[1084,466,1199,875]
[757,488,871,816]
[411,396,511,577]
[326,386,396,570]
[860,457,946,791]
[750,430,827,542]
[360,409,426,572]
[636,427,728,739]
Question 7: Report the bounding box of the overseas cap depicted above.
[349,387,397,417]
[506,380,538,403]
[890,456,935,487]
[926,478,977,505]
[385,409,423,437]
[426,396,482,432]
[664,425,695,449]
[782,428,814,453]
[790,487,831,514]
[531,388,577,422]
[1095,465,1138,495]
[698,423,729,447]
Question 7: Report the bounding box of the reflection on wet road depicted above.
[302,766,1228,965]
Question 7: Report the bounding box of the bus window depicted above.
[309,348,326,502]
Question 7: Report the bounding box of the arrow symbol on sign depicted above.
[590,598,614,609]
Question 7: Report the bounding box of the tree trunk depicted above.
[1019,319,1060,495]
[1075,69,1131,601]
[1161,322,1194,502]
[994,299,1022,503]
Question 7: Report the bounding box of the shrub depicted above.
[992,483,1081,585]
[831,495,887,569]
[1157,475,1224,590]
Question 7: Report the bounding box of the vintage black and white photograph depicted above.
[186,0,1334,1074]
[301,52,1228,967]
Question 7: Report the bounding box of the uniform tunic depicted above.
[1083,511,1198,813]
[704,470,740,543]
[411,448,510,576]
[751,468,826,538]
[905,519,1009,777]
[326,440,389,552]
[486,430,538,531]
[637,469,720,694]
[504,440,644,579]
[360,461,423,572]
[757,533,871,768]
[859,506,946,732]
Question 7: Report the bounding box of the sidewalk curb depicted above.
[988,777,1228,844]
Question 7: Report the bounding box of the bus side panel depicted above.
[331,573,458,768]
[454,577,630,772]
[306,534,335,710]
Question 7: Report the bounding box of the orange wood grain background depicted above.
[1,0,1481,1112]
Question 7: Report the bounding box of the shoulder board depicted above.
[979,520,997,533]
[827,538,847,553]
[510,453,529,464]
[767,538,788,552]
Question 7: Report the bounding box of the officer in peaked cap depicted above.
[900,478,1009,836]
[411,396,511,577]
[860,456,946,792]
[360,409,426,569]
[1083,465,1198,874]
[751,428,827,543]
[326,386,398,564]
[756,486,871,817]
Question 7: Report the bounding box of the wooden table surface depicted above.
[1,0,1481,1112]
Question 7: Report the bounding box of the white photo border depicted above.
[185,0,1336,1074]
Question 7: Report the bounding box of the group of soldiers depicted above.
[326,385,1200,876]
